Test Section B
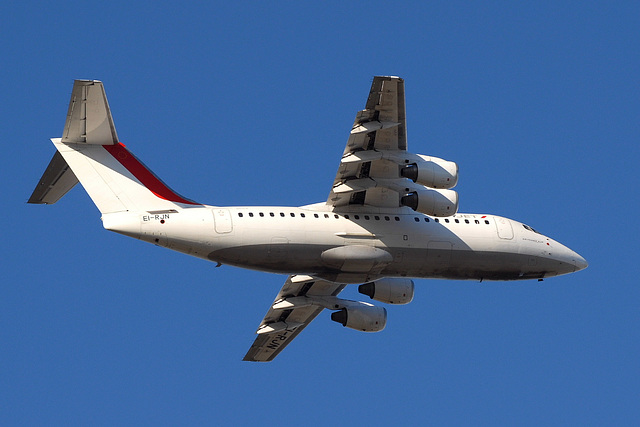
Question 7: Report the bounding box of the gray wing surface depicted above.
[243,275,346,362]
[327,76,409,209]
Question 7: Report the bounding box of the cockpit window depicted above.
[523,224,541,234]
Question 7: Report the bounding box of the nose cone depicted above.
[573,252,588,272]
[558,246,588,275]
[543,237,588,276]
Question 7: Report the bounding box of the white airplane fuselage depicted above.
[103,204,586,284]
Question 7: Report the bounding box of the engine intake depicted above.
[358,278,414,305]
[330,305,387,332]
[400,156,458,189]
[401,188,458,217]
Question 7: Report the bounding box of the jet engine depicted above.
[330,305,387,332]
[358,278,414,305]
[400,188,458,217]
[400,155,458,189]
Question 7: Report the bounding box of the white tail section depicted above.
[29,80,199,214]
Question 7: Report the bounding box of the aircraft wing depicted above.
[328,76,408,209]
[243,275,346,362]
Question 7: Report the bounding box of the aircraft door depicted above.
[494,216,514,240]
[213,209,233,234]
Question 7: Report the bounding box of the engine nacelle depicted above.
[358,278,414,305]
[400,188,458,217]
[330,305,387,332]
[400,155,458,189]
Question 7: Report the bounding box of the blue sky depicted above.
[2,1,639,425]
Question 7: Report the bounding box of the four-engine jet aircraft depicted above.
[29,77,587,361]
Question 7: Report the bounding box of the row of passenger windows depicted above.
[237,211,400,221]
[236,211,491,225]
[415,217,490,225]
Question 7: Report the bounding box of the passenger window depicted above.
[238,213,243,218]
[414,217,420,222]
[280,212,285,217]
[385,216,390,221]
[485,220,490,224]
[465,219,469,224]
[435,218,439,223]
[290,213,295,217]
[374,216,380,220]
[475,220,480,224]
[249,212,254,217]
[344,215,350,219]
[270,212,275,217]
[364,215,370,220]
[259,212,264,217]
[334,214,339,219]
[395,216,400,221]
[300,213,305,218]
[455,219,459,223]
[314,213,319,218]
[324,214,329,218]
[354,215,360,220]
[445,219,450,223]
[424,218,429,222]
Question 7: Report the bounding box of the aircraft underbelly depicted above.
[207,241,554,281]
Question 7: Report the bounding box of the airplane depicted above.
[29,76,587,362]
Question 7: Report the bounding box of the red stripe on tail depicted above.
[103,143,199,205]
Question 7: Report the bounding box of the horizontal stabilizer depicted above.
[28,151,78,204]
[62,80,118,145]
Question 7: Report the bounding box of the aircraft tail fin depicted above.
[28,80,199,213]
